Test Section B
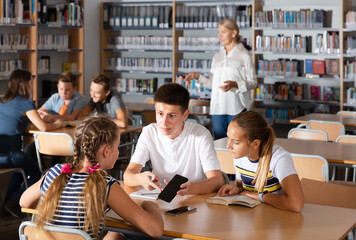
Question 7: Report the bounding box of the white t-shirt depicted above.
[198,43,257,115]
[234,145,297,194]
[130,121,221,183]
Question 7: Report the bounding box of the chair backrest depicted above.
[301,178,356,209]
[306,120,345,142]
[337,110,356,116]
[141,109,156,125]
[189,100,210,107]
[34,132,74,173]
[287,128,328,142]
[19,221,92,240]
[145,98,154,104]
[186,115,201,125]
[335,135,356,144]
[216,150,235,175]
[291,153,329,182]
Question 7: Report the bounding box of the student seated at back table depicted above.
[78,74,127,128]
[37,71,88,122]
[124,83,224,195]
[0,69,62,218]
[20,115,163,239]
[218,111,304,212]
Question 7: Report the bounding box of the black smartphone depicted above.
[165,206,197,216]
[158,174,188,203]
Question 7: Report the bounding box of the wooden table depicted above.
[104,189,356,240]
[290,113,356,127]
[28,125,143,138]
[126,102,210,116]
[22,184,356,240]
[215,137,356,165]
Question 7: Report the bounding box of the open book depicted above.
[207,195,260,208]
[129,188,160,200]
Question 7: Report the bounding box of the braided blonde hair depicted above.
[34,115,119,238]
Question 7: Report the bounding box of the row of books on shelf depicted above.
[107,36,172,51]
[315,31,339,54]
[345,60,356,80]
[107,57,172,73]
[38,56,49,74]
[255,107,312,121]
[256,34,312,53]
[175,75,211,99]
[0,0,35,24]
[37,0,82,26]
[0,59,26,77]
[178,37,220,51]
[345,36,356,54]
[178,59,212,74]
[175,4,251,29]
[257,59,302,77]
[111,77,158,94]
[255,83,340,102]
[345,11,356,29]
[257,58,341,77]
[0,33,28,50]
[37,34,69,50]
[346,88,356,105]
[103,4,171,29]
[255,9,331,28]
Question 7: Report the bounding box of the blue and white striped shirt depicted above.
[40,164,118,238]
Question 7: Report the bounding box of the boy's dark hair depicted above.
[58,71,76,87]
[92,74,110,92]
[154,83,190,112]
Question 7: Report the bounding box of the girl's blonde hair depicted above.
[231,111,275,192]
[34,115,119,238]
[218,18,242,43]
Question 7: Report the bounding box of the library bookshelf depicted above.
[0,0,84,107]
[100,0,356,123]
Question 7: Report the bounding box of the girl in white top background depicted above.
[185,18,257,139]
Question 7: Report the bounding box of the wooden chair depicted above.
[288,128,328,142]
[291,153,329,182]
[141,109,156,126]
[34,132,74,174]
[299,120,345,142]
[216,150,235,182]
[189,100,210,107]
[145,98,154,104]
[335,135,356,182]
[19,221,92,240]
[337,110,356,116]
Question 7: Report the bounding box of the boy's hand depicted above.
[176,181,192,196]
[140,172,161,192]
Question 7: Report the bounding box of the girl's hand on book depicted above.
[218,184,239,196]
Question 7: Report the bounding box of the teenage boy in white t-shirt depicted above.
[124,83,224,195]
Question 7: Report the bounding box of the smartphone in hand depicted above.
[165,206,197,216]
[158,174,188,203]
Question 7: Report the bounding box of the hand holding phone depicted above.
[158,174,188,203]
[165,206,197,216]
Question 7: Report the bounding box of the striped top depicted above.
[40,164,118,238]
[234,145,297,194]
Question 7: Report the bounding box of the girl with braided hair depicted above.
[20,115,163,239]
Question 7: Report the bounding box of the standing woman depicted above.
[185,19,257,139]
[0,69,62,216]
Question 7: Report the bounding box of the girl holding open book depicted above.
[20,115,163,239]
[218,111,304,212]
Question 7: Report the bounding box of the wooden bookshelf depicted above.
[0,0,84,107]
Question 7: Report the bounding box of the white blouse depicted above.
[198,43,257,115]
